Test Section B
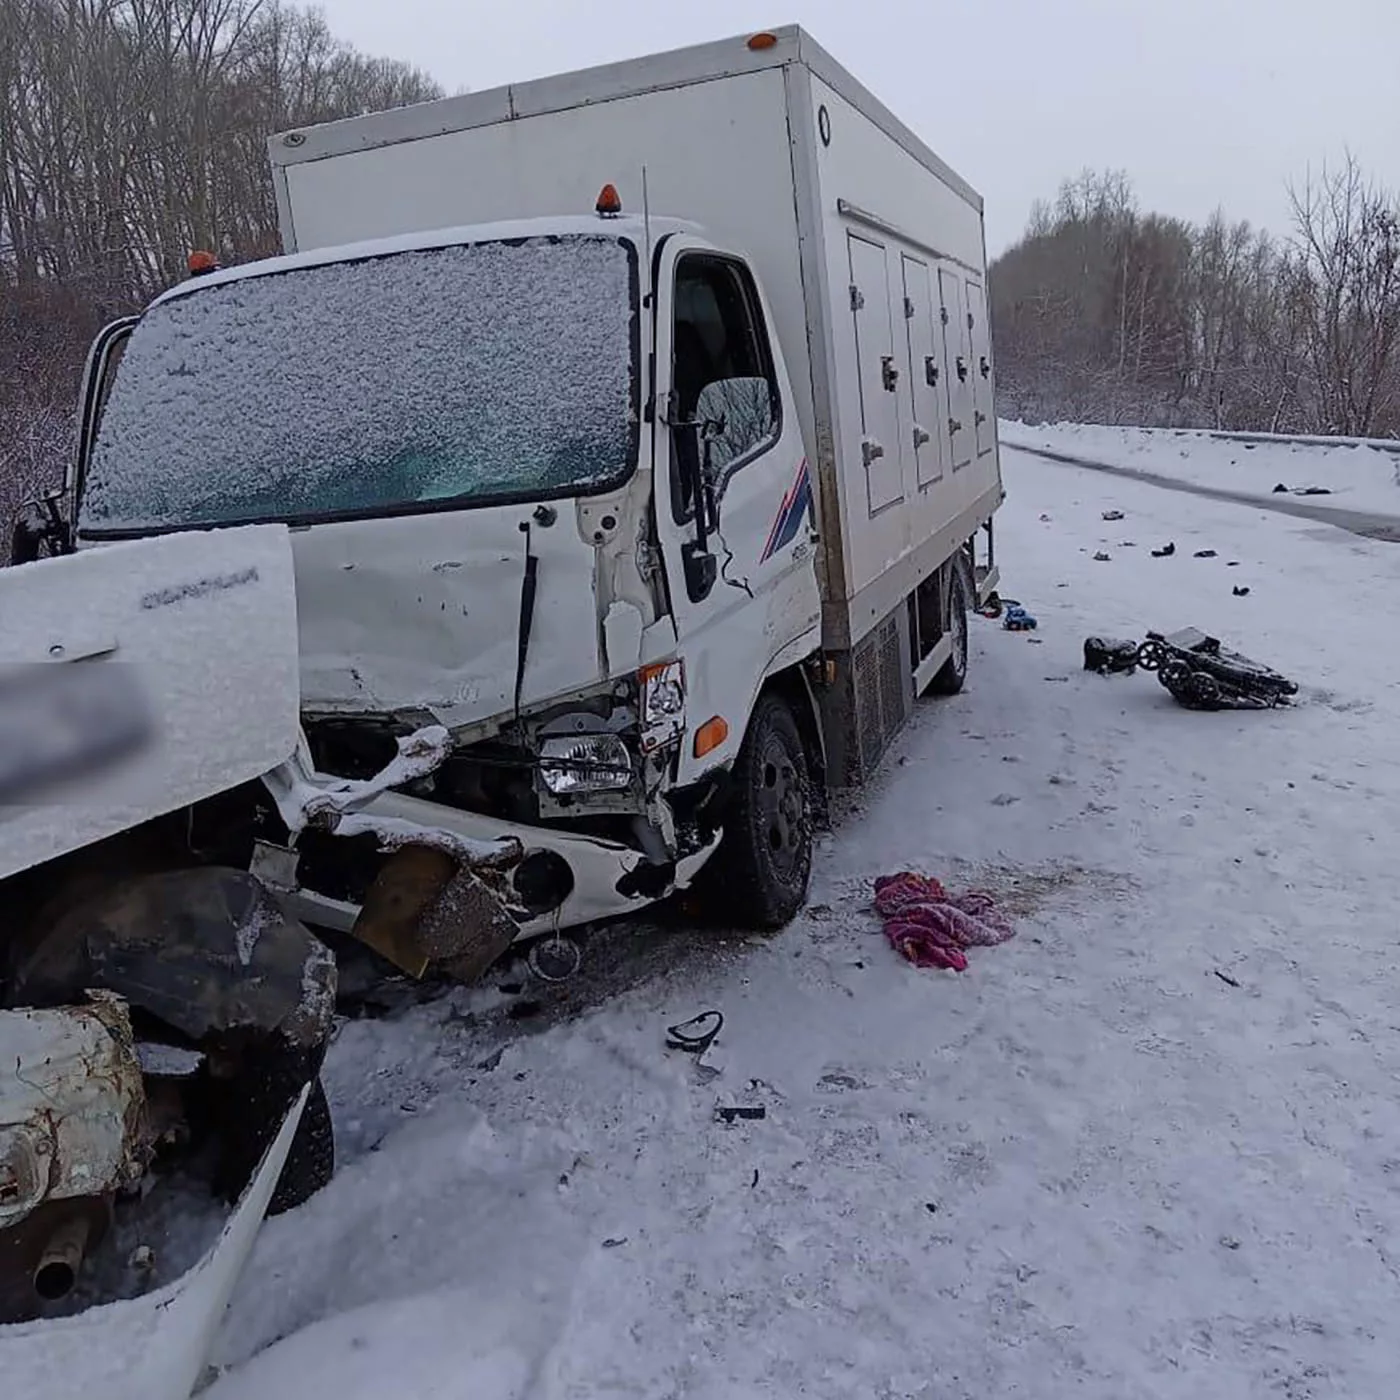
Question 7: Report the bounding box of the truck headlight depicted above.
[639,660,686,753]
[539,734,633,794]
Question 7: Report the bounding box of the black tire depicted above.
[710,694,813,930]
[212,1050,335,1215]
[927,559,970,696]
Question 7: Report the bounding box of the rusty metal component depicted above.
[5,867,336,1052]
[33,1212,90,1302]
[426,864,520,985]
[0,997,145,1232]
[350,844,520,984]
[0,996,143,1323]
[351,846,456,977]
[0,1197,110,1323]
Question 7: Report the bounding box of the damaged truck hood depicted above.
[1,525,301,881]
[291,506,628,729]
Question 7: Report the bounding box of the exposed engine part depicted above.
[34,1215,90,1303]
[0,998,145,1231]
[0,996,144,1323]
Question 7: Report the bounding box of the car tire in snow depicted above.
[927,557,970,696]
[213,1050,335,1216]
[712,693,813,930]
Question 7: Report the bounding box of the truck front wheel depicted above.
[713,694,813,929]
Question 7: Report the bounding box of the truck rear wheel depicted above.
[712,693,813,929]
[927,560,970,696]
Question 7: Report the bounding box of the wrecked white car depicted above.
[0,523,477,1392]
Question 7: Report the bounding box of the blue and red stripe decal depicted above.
[759,457,813,565]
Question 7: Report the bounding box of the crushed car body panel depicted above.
[0,524,301,882]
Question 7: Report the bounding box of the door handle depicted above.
[881,356,899,392]
[974,411,987,428]
[980,355,991,379]
[956,356,968,383]
[913,425,930,449]
[862,438,885,467]
[924,356,939,387]
[949,418,963,436]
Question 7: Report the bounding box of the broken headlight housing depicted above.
[639,660,686,753]
[539,733,633,795]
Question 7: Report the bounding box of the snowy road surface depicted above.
[205,448,1400,1399]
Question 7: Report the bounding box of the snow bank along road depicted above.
[203,446,1400,1399]
[1001,420,1400,542]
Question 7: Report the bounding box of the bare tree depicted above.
[991,159,1400,440]
[1288,155,1400,437]
[0,0,442,559]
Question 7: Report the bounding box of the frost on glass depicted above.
[82,237,637,531]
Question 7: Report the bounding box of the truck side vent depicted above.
[852,612,905,779]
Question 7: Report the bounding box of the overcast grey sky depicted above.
[315,0,1399,253]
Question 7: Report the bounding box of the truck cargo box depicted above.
[269,26,1003,780]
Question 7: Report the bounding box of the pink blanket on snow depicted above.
[873,872,1015,972]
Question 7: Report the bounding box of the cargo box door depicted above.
[938,269,974,472]
[900,255,946,489]
[847,234,907,515]
[965,278,995,458]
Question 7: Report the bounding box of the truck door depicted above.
[965,278,995,458]
[653,238,819,781]
[900,256,946,489]
[938,268,974,472]
[847,234,907,514]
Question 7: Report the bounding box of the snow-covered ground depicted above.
[188,446,1400,1398]
[1000,420,1400,520]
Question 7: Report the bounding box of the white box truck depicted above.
[59,26,1004,972]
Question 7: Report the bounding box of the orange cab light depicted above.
[596,183,623,217]
[187,249,218,275]
[694,716,730,758]
[747,32,779,51]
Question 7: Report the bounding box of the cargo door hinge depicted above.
[849,284,865,312]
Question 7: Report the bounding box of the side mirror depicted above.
[9,488,72,565]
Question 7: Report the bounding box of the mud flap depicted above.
[0,1084,309,1400]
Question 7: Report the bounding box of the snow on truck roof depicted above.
[151,214,694,309]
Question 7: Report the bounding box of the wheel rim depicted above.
[755,734,807,885]
[951,584,968,675]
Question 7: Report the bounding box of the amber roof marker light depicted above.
[596,183,623,217]
[747,32,779,51]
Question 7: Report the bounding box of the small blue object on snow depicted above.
[1003,605,1037,632]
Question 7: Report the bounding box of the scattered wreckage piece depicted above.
[1083,637,1140,675]
[1135,628,1298,710]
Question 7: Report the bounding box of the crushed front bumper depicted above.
[258,727,718,968]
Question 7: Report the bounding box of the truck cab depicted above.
[71,208,825,956]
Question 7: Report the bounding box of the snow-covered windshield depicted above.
[80,236,639,533]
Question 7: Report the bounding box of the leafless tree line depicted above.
[0,0,441,554]
[990,159,1400,440]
